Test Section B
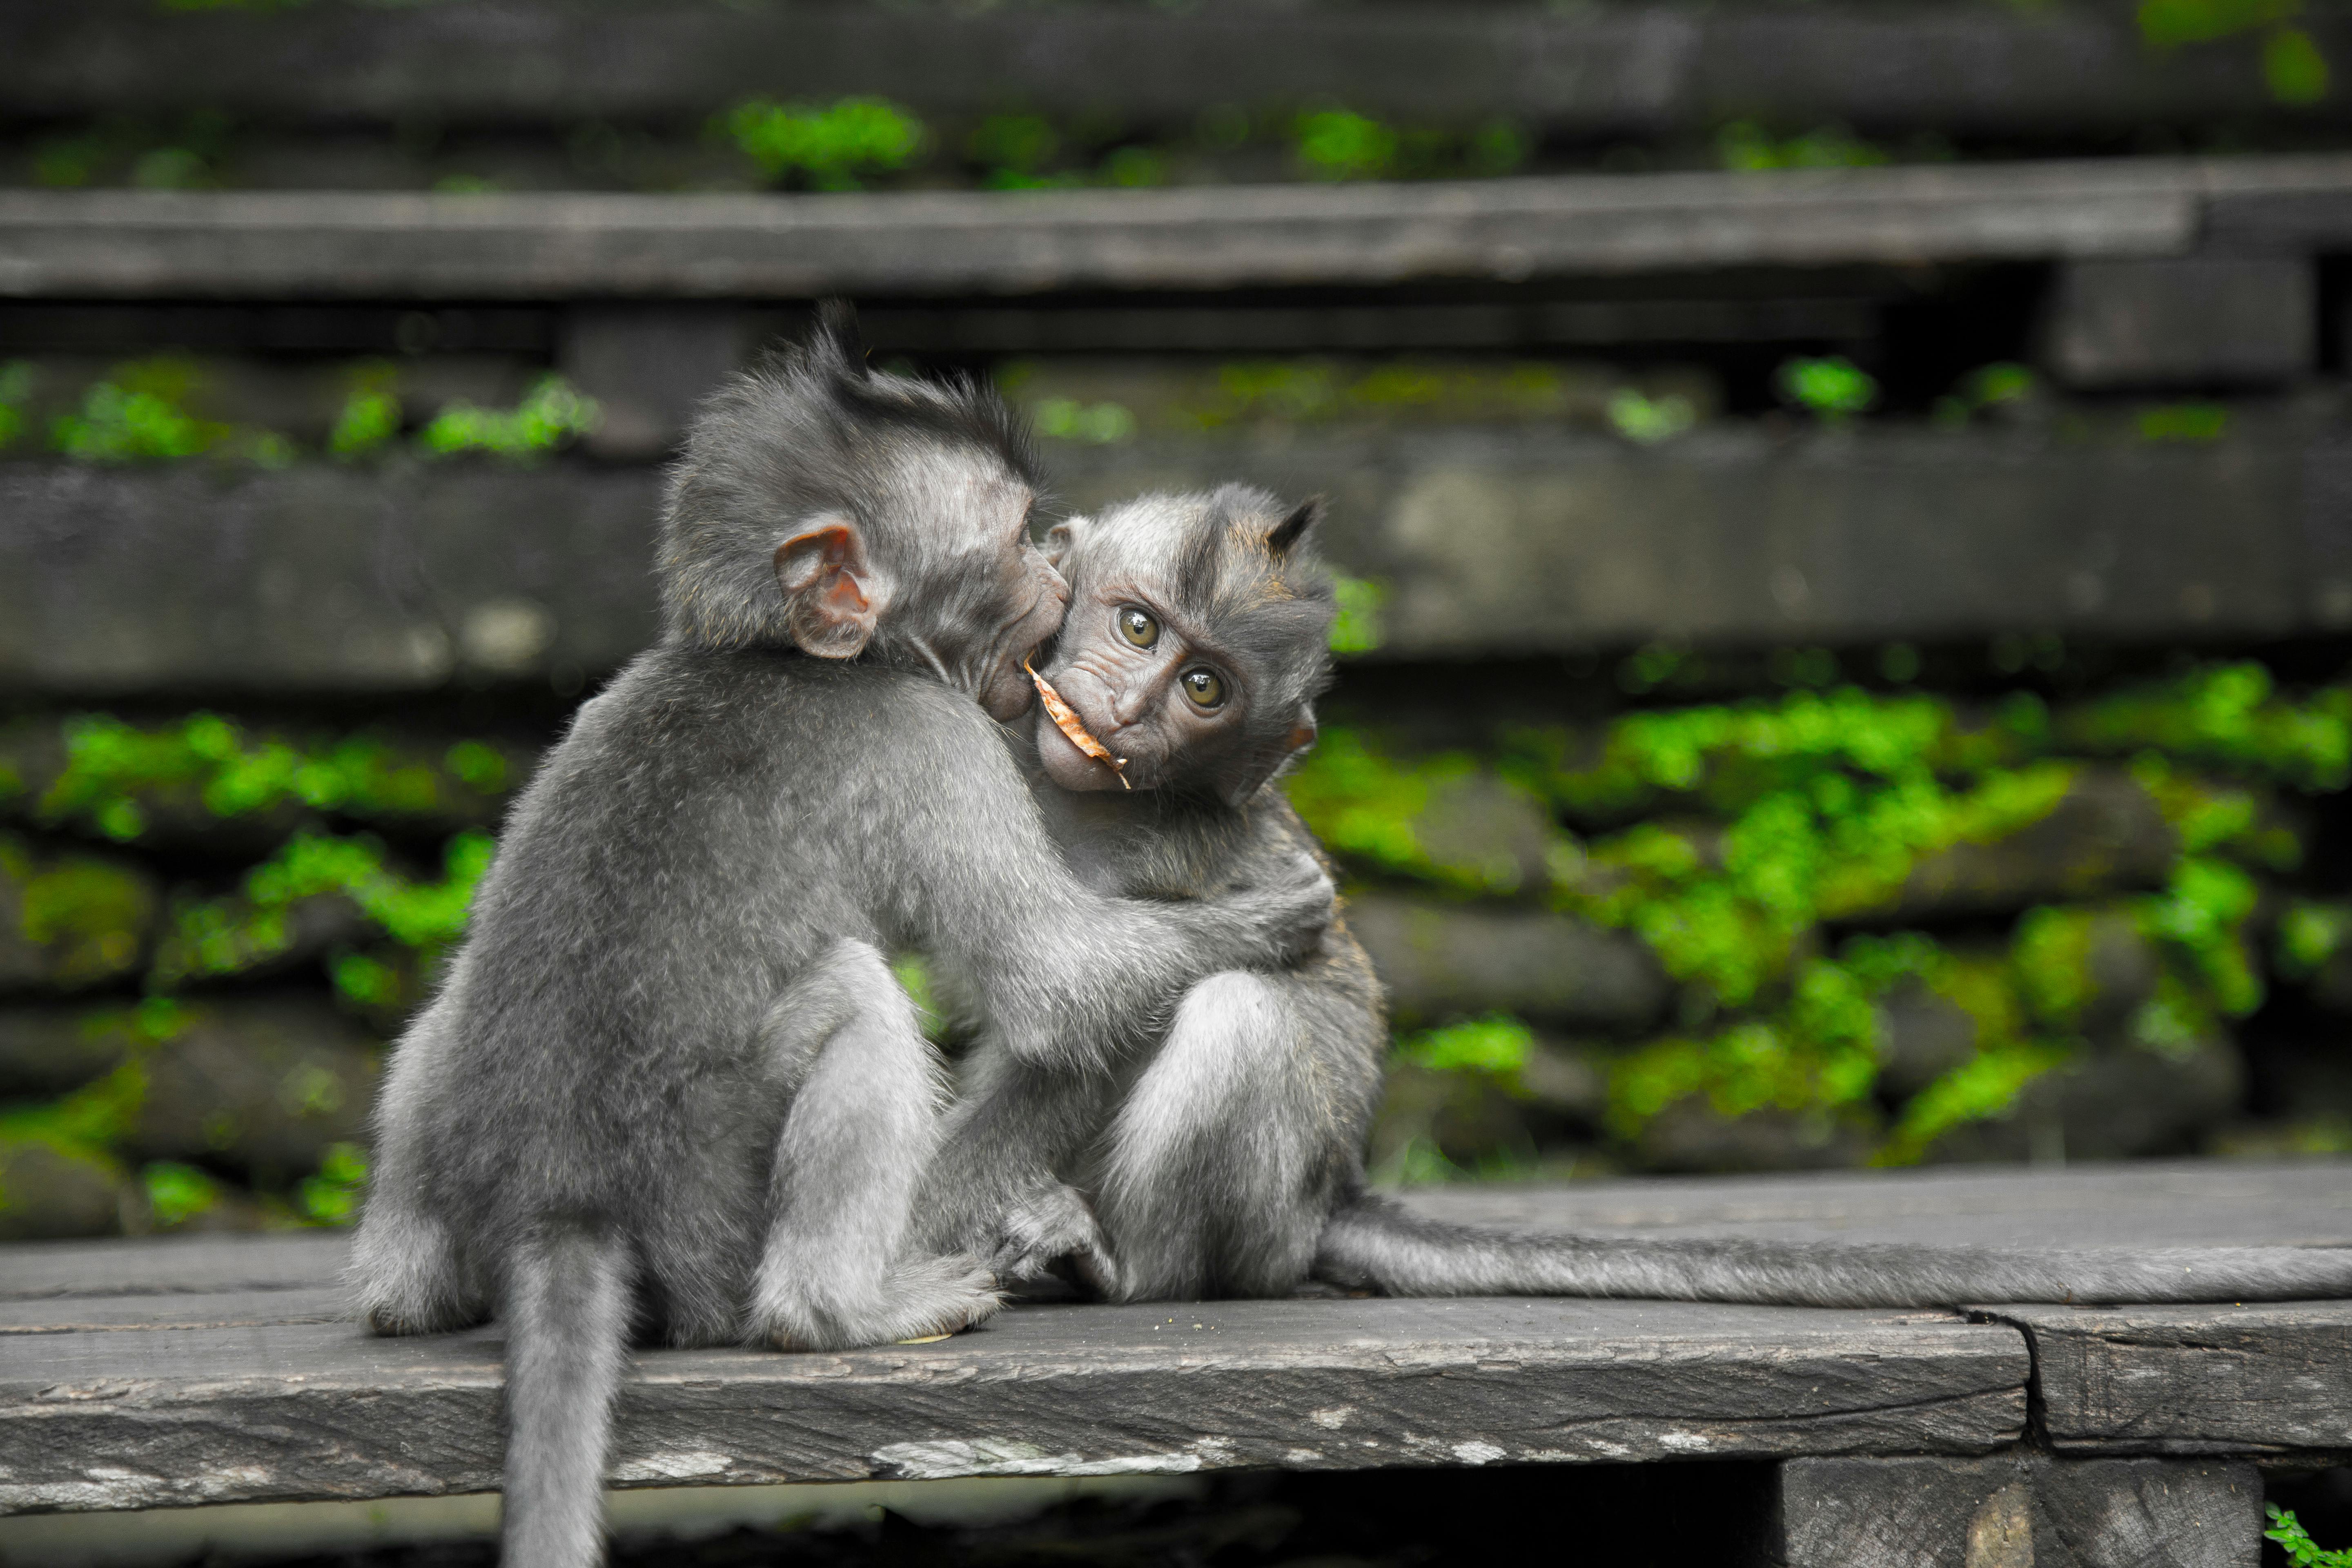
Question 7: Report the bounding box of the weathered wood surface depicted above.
[9,1165,2349,1513]
[1401,1160,2352,1251]
[0,1283,2025,1513]
[1778,1454,2261,1568]
[8,158,2352,301]
[3,2,2341,137]
[9,423,2350,695]
[1989,1300,2352,1457]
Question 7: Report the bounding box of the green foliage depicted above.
[153,831,494,991]
[1397,1015,1534,1077]
[1935,362,2040,427]
[31,712,501,842]
[416,374,599,461]
[330,364,403,459]
[0,360,33,450]
[1296,662,2352,1161]
[1033,397,1136,444]
[2268,1506,2352,1568]
[296,1141,368,1226]
[1329,575,1389,656]
[1294,110,1401,180]
[143,1160,223,1228]
[2265,26,2332,102]
[1717,122,1889,172]
[724,97,924,189]
[1290,110,1523,182]
[7,839,156,987]
[47,358,291,467]
[2138,0,2296,46]
[1776,356,1878,421]
[2138,402,2229,443]
[892,953,949,1044]
[1606,389,1698,445]
[2057,662,2350,789]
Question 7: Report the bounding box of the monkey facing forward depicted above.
[349,320,1333,1568]
[918,483,2352,1309]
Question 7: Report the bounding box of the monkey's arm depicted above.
[892,703,1334,1072]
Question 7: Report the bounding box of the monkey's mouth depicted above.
[1028,662,1129,788]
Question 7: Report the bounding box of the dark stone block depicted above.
[0,834,158,993]
[1348,893,1670,1030]
[2046,257,2317,390]
[126,998,381,1185]
[0,1137,127,1242]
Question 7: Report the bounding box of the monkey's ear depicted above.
[773,518,885,659]
[1042,515,1091,568]
[1267,495,1325,557]
[1284,706,1319,757]
[811,299,866,372]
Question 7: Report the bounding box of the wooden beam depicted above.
[3,4,2346,138]
[0,1275,2027,1512]
[6,157,2313,302]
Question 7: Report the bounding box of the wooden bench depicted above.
[4,1160,2345,1565]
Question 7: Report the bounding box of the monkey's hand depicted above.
[1218,848,1336,966]
[989,1180,1118,1298]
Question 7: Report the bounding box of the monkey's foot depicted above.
[760,1254,1002,1352]
[991,1181,1119,1298]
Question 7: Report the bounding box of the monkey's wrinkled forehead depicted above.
[1074,485,1330,623]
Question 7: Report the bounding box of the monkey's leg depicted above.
[749,939,1001,1351]
[912,1042,1118,1290]
[349,998,489,1335]
[1091,971,1336,1303]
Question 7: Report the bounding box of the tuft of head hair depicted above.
[655,301,1040,650]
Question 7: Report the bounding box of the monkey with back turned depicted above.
[349,317,1334,1568]
[917,483,2352,1308]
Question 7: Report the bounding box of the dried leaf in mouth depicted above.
[1026,659,1129,788]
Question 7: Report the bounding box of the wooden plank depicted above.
[0,158,2246,302]
[0,1232,346,1302]
[2,3,2343,138]
[1397,1160,2352,1251]
[1983,1301,2352,1456]
[0,1294,2025,1513]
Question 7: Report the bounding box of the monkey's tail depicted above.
[501,1222,634,1568]
[1310,1192,2352,1306]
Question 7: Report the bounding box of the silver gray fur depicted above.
[348,317,1334,1568]
[918,484,2352,1310]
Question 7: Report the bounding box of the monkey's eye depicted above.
[1180,667,1227,710]
[1118,607,1159,649]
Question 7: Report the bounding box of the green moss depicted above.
[1718,122,1889,172]
[723,97,924,189]
[30,713,509,840]
[152,830,493,990]
[296,1141,367,1226]
[416,374,599,462]
[1776,356,1879,421]
[143,1161,224,1228]
[14,849,155,987]
[2138,402,2230,443]
[1306,662,2346,1162]
[2059,662,2350,789]
[330,364,403,459]
[1328,576,1388,656]
[1396,1015,1534,1078]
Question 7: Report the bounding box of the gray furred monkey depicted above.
[349,318,1334,1568]
[918,482,2352,1308]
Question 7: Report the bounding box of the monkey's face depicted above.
[869,454,1069,725]
[1033,490,1332,804]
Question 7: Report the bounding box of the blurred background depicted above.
[5,0,2352,1243]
